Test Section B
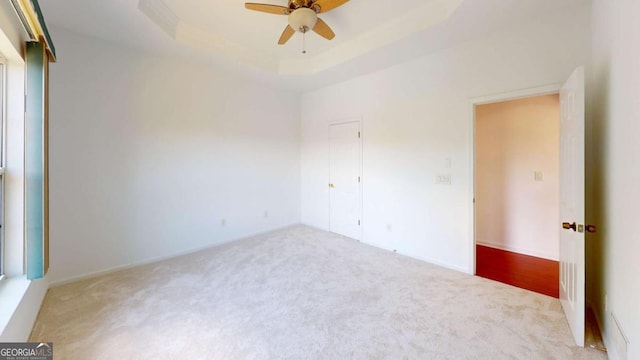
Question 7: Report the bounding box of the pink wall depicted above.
[475,95,560,260]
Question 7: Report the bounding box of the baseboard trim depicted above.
[299,223,469,274]
[50,223,302,287]
[360,240,469,274]
[303,223,470,275]
[592,302,619,359]
[476,240,558,261]
[400,251,469,274]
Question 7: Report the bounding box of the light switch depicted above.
[436,175,452,185]
[535,171,543,182]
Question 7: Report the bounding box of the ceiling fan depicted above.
[245,0,349,51]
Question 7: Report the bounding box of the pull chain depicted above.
[302,28,307,54]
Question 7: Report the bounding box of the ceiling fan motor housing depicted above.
[244,0,345,44]
[289,7,318,33]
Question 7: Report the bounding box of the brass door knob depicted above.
[562,222,577,231]
[329,183,335,188]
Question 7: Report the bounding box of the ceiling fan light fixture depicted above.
[245,0,347,46]
[288,7,317,33]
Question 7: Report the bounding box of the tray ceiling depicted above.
[38,0,590,90]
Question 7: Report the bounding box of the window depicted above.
[0,59,4,280]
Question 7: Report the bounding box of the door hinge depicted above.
[358,131,361,138]
[358,220,361,226]
[358,176,361,183]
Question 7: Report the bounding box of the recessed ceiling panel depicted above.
[148,0,461,74]
[38,0,592,89]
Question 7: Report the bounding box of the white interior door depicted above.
[329,121,361,240]
[559,66,586,347]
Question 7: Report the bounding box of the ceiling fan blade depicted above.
[245,3,289,15]
[312,0,349,13]
[278,25,296,45]
[313,18,335,40]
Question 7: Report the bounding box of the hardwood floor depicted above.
[476,245,559,298]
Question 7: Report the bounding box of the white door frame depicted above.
[328,117,363,241]
[468,84,562,275]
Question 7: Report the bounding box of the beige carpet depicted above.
[31,225,607,359]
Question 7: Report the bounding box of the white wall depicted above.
[475,95,560,260]
[301,6,590,273]
[589,1,640,359]
[48,28,301,284]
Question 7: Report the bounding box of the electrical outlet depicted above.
[535,171,544,182]
[436,175,452,185]
[387,224,392,232]
[221,218,226,227]
[264,210,269,219]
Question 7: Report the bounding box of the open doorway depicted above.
[474,94,560,298]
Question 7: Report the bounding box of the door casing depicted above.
[468,84,562,274]
[328,117,363,241]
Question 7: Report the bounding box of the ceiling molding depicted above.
[140,0,280,72]
[175,22,280,73]
[138,0,179,39]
